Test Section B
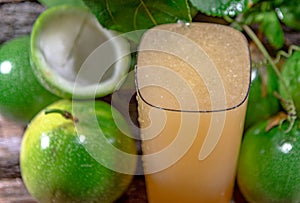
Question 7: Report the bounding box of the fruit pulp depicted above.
[136,23,250,203]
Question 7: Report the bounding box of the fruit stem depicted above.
[242,25,281,81]
[273,45,300,64]
[45,109,79,123]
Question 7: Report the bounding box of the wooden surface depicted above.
[0,1,44,44]
[0,115,35,202]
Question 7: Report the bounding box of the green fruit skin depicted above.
[279,50,300,118]
[0,36,60,124]
[20,100,137,203]
[244,64,280,130]
[237,120,300,203]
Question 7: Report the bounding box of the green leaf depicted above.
[277,3,300,30]
[189,0,249,17]
[38,0,86,7]
[249,0,260,4]
[242,4,285,49]
[260,11,284,49]
[82,0,192,38]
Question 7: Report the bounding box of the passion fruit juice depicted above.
[139,101,247,202]
[136,23,250,202]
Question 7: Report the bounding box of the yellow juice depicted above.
[136,23,250,202]
[138,98,247,202]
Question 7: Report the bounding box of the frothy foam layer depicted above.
[136,23,250,112]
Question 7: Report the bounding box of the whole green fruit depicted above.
[0,36,59,124]
[237,119,300,203]
[20,100,137,203]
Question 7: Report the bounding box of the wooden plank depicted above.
[0,178,37,203]
[0,1,45,44]
[0,115,24,179]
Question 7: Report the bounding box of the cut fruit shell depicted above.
[30,5,131,99]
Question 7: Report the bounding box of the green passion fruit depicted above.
[20,99,137,203]
[237,119,300,203]
[0,36,59,125]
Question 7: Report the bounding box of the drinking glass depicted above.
[136,22,251,203]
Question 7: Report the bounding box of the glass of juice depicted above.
[136,23,251,203]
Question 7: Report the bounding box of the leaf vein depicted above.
[105,0,119,26]
[140,0,157,25]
